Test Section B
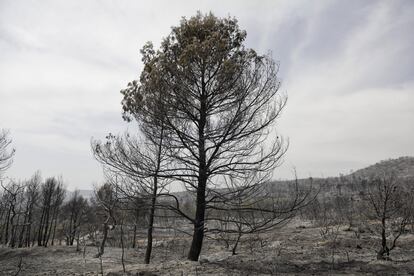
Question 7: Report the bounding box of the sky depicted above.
[1,0,413,190]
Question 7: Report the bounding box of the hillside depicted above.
[70,157,414,200]
[265,156,414,196]
[351,156,414,178]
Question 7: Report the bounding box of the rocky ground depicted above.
[1,220,414,275]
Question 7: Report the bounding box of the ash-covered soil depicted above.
[1,220,414,275]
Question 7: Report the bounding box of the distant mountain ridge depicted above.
[351,156,414,178]
[73,157,414,200]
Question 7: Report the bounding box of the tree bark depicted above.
[144,180,157,264]
[37,208,45,246]
[18,213,27,248]
[25,202,35,247]
[25,222,32,247]
[9,208,18,247]
[4,206,12,245]
[51,216,58,246]
[132,225,137,249]
[42,206,51,247]
[120,223,126,274]
[188,177,207,261]
[47,205,60,246]
[97,216,111,257]
[377,216,389,260]
[145,123,163,264]
[188,76,208,262]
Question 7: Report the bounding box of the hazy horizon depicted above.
[1,0,413,190]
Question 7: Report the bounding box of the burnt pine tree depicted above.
[122,13,288,261]
[1,181,23,246]
[37,177,64,247]
[63,191,88,246]
[92,133,170,264]
[93,182,117,258]
[20,172,40,247]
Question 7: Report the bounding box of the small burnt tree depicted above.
[62,191,88,246]
[93,65,170,263]
[361,173,414,260]
[93,182,118,258]
[37,177,65,247]
[92,133,170,264]
[92,37,173,262]
[18,172,41,248]
[209,176,315,255]
[1,181,23,246]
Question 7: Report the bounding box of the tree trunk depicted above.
[144,179,157,264]
[120,223,126,274]
[9,225,16,248]
[18,213,27,248]
[67,212,73,245]
[9,208,18,247]
[377,216,389,260]
[132,224,137,249]
[37,208,45,246]
[25,223,31,247]
[144,123,164,264]
[25,203,34,247]
[188,82,208,262]
[97,220,109,257]
[4,206,12,245]
[51,216,58,246]
[188,176,207,261]
[47,206,60,246]
[76,231,80,251]
[42,207,51,247]
[31,229,36,247]
[46,208,57,246]
[70,225,76,246]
